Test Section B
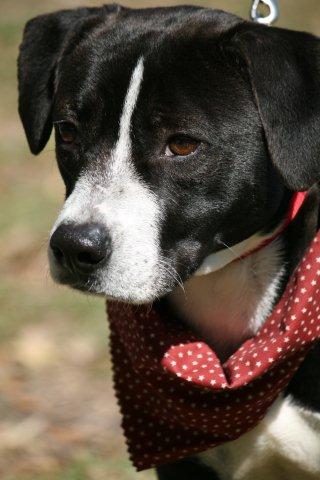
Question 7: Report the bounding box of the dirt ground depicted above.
[0,1,319,479]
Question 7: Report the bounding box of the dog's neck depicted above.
[167,237,285,362]
[167,191,314,362]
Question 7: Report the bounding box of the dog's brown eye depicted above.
[166,136,199,157]
[56,121,77,144]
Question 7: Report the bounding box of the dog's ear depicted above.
[18,7,99,155]
[18,6,120,155]
[229,24,320,191]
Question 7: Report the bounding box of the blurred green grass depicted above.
[0,1,319,479]
[5,454,148,480]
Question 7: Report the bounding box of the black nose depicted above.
[50,223,111,273]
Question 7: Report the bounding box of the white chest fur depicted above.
[169,239,285,360]
[199,395,320,480]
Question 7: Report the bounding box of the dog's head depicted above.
[18,5,320,303]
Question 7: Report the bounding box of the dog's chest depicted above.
[169,241,285,359]
[199,396,320,480]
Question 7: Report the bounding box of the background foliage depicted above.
[0,1,319,478]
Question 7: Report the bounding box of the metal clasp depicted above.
[251,0,279,25]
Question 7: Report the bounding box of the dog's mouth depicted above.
[51,269,175,304]
[68,279,104,295]
[49,261,106,295]
[48,245,177,304]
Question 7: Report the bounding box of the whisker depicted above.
[158,258,186,298]
[158,259,183,286]
[218,240,242,260]
[218,239,257,274]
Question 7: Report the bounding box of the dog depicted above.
[18,4,320,480]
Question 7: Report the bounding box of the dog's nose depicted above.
[50,223,111,272]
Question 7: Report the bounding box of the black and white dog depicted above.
[18,4,320,480]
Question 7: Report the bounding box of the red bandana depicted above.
[108,228,320,472]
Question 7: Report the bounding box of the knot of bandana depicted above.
[107,231,320,471]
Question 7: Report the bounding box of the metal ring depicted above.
[251,0,279,25]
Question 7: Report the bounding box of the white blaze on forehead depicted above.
[111,56,144,173]
[54,56,146,227]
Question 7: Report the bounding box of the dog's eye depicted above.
[165,136,199,157]
[56,121,77,144]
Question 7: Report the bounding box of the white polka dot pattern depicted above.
[107,232,320,472]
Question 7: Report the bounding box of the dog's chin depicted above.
[71,281,169,304]
[50,263,174,304]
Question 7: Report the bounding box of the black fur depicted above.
[18,5,320,479]
[156,456,219,480]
